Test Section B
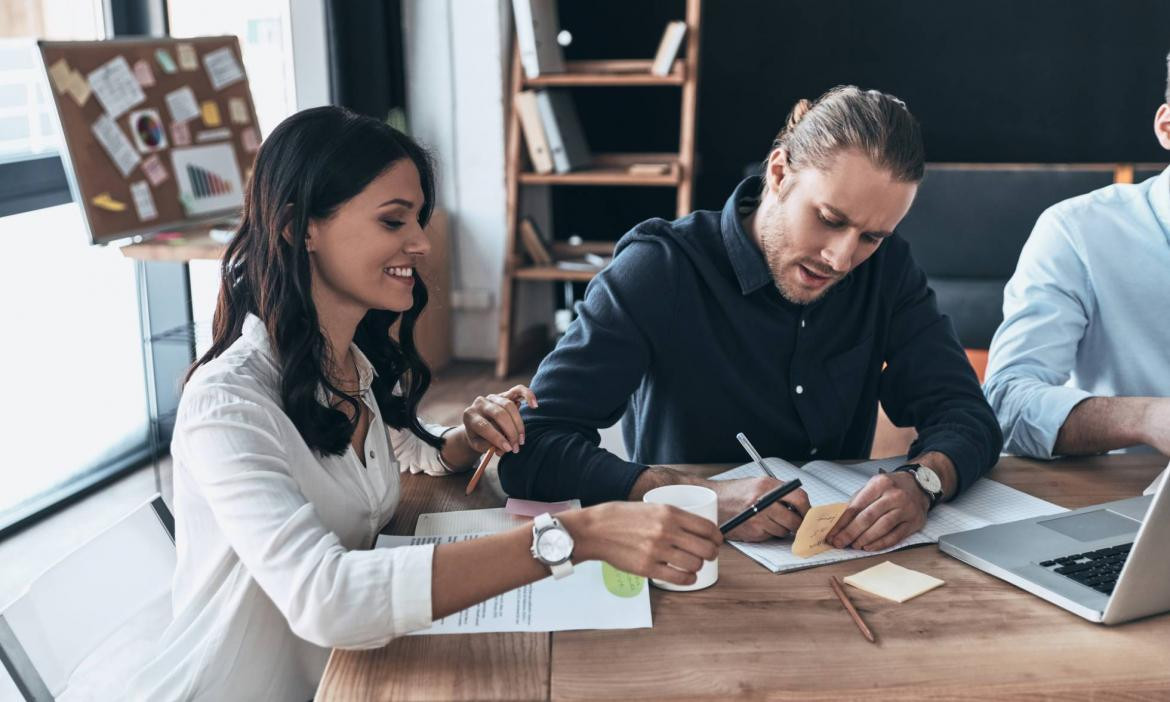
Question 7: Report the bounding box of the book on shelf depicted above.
[536,90,592,174]
[651,20,687,77]
[511,0,565,79]
[555,253,612,272]
[518,217,554,266]
[514,91,554,174]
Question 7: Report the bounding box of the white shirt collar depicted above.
[241,313,376,394]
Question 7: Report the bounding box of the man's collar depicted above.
[720,176,774,296]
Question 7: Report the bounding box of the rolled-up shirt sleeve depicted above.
[498,237,676,504]
[176,389,434,649]
[880,240,1003,496]
[391,420,455,476]
[984,207,1095,459]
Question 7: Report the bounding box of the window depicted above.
[0,0,150,534]
[0,204,148,526]
[167,0,297,136]
[0,0,106,162]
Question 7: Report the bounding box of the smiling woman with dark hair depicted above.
[128,106,721,701]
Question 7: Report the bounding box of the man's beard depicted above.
[757,208,841,305]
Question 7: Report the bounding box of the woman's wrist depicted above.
[438,426,479,472]
[557,508,598,565]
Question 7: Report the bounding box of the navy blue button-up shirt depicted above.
[499,176,1002,505]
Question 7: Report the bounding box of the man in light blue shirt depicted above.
[984,54,1170,460]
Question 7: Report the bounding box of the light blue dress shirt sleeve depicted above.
[984,207,1095,458]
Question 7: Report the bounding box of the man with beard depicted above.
[499,86,1002,551]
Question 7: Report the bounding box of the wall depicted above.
[554,0,1170,221]
[404,0,545,361]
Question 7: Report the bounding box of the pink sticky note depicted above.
[133,59,155,87]
[505,498,579,518]
[170,121,191,146]
[241,126,260,153]
[142,154,168,186]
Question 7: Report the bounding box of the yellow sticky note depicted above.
[201,100,221,127]
[843,561,945,603]
[91,193,126,212]
[791,502,848,558]
[48,58,72,93]
[64,70,91,106]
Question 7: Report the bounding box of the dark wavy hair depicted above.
[188,106,443,456]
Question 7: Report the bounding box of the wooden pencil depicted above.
[830,575,876,644]
[464,450,496,495]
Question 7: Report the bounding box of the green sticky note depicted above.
[601,562,645,598]
[155,49,177,74]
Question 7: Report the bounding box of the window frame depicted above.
[0,0,172,539]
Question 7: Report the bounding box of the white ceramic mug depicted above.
[642,485,719,591]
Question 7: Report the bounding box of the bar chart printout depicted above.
[171,143,244,216]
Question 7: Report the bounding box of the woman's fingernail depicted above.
[520,434,526,445]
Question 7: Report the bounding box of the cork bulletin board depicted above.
[39,36,260,246]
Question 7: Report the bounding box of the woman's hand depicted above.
[560,502,723,588]
[461,385,538,455]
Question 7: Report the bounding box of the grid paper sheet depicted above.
[712,457,1064,573]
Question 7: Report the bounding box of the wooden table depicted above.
[317,455,1170,700]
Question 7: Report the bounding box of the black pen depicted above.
[736,432,802,515]
[719,478,803,534]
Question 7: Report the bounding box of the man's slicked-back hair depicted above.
[768,85,925,184]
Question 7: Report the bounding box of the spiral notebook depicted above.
[712,456,1065,573]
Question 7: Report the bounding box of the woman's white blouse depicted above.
[129,314,452,701]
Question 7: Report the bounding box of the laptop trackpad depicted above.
[1038,509,1139,542]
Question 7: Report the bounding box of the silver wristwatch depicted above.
[531,512,574,579]
[894,463,943,510]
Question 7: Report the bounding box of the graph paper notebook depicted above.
[713,457,1066,573]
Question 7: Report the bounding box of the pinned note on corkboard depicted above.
[39,36,259,246]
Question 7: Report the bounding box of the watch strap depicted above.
[894,464,942,510]
[548,559,573,579]
[531,512,574,579]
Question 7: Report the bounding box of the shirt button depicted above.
[800,319,806,328]
[369,450,376,460]
[795,385,804,395]
[810,447,818,456]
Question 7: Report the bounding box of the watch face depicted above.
[538,527,573,562]
[916,467,942,494]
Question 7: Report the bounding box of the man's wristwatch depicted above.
[893,463,943,510]
[531,513,575,579]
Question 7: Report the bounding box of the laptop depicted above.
[939,469,1170,624]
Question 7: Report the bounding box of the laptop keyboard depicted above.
[1038,543,1132,595]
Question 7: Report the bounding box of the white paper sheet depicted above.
[176,43,198,71]
[129,181,157,221]
[415,508,531,536]
[86,56,145,119]
[415,502,582,536]
[195,128,231,143]
[712,457,1064,573]
[164,86,201,124]
[90,114,140,177]
[202,46,244,90]
[376,533,652,634]
[227,97,250,124]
